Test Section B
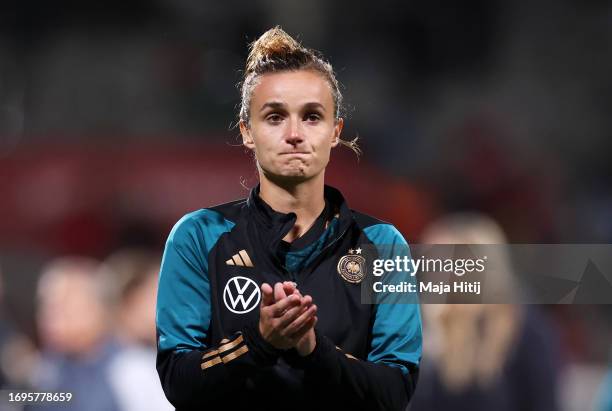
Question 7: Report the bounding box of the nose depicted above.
[285,118,303,147]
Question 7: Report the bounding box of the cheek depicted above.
[252,145,270,168]
[252,128,283,160]
[317,145,332,166]
[312,127,335,154]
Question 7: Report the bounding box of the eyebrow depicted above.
[259,101,285,112]
[303,102,326,112]
[259,101,326,112]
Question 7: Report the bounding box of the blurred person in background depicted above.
[156,27,421,411]
[103,249,172,411]
[104,249,160,347]
[32,257,121,411]
[409,213,560,411]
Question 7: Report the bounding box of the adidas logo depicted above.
[226,250,254,267]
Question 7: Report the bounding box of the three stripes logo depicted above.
[226,250,254,267]
[201,334,249,370]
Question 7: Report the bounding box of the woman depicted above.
[411,213,560,411]
[156,27,422,411]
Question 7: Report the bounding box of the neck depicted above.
[259,172,326,243]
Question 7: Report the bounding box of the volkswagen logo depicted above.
[223,276,260,314]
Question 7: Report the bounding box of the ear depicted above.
[240,120,255,150]
[331,118,344,148]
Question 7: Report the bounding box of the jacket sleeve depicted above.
[285,223,422,411]
[155,210,283,408]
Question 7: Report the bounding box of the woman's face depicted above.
[240,70,343,183]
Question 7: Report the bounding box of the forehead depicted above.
[251,70,334,108]
[39,270,96,300]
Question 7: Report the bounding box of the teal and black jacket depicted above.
[156,184,422,411]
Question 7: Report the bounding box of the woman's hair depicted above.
[239,26,360,155]
[103,248,160,303]
[420,213,521,390]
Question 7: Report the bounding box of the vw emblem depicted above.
[223,276,261,314]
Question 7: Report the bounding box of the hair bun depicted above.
[246,26,305,73]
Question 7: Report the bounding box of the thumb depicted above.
[261,283,274,306]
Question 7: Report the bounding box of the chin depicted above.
[264,169,313,185]
[276,173,311,184]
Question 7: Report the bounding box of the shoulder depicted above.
[167,198,246,247]
[351,210,407,246]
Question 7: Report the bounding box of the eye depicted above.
[266,113,284,124]
[304,112,321,122]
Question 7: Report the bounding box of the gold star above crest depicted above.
[348,248,354,254]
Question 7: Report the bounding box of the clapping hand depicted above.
[258,282,317,355]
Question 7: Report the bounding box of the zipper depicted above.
[296,222,352,281]
[271,249,295,283]
[265,218,351,286]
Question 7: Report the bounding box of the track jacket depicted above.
[156,184,422,411]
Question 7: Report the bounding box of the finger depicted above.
[270,294,301,317]
[284,305,317,336]
[274,282,287,302]
[277,300,313,329]
[289,316,318,341]
[282,281,297,296]
[261,283,274,306]
[300,295,312,306]
[292,295,312,317]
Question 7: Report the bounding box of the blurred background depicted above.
[0,0,611,410]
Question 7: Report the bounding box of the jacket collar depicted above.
[246,183,353,253]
